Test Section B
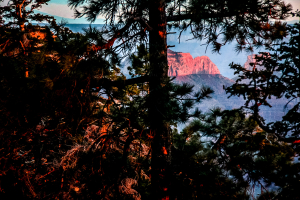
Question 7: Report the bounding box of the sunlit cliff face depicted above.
[167,49,221,76]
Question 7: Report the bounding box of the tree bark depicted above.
[149,1,171,199]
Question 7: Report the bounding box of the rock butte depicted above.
[167,49,220,76]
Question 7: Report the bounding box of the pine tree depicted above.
[67,0,293,198]
[225,21,300,200]
[172,107,297,200]
[225,21,300,143]
[54,43,212,199]
[0,2,125,198]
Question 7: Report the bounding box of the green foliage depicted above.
[225,23,300,200]
[226,23,300,140]
[1,0,299,199]
[128,44,150,77]
[170,108,298,199]
[0,1,126,198]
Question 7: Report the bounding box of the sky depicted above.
[1,0,299,24]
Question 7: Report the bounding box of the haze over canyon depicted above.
[166,50,295,125]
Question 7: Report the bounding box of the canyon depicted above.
[168,51,294,125]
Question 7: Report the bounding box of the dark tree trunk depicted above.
[149,1,171,199]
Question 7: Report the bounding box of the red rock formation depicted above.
[167,49,220,76]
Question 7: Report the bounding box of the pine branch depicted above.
[166,12,236,22]
[90,75,150,90]
[92,16,151,51]
[252,110,300,143]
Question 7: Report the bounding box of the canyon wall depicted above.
[167,49,220,76]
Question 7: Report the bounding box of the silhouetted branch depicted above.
[90,75,150,90]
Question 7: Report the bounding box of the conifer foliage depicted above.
[66,0,293,199]
[225,22,300,200]
[226,22,300,144]
[1,0,299,199]
[0,0,122,198]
